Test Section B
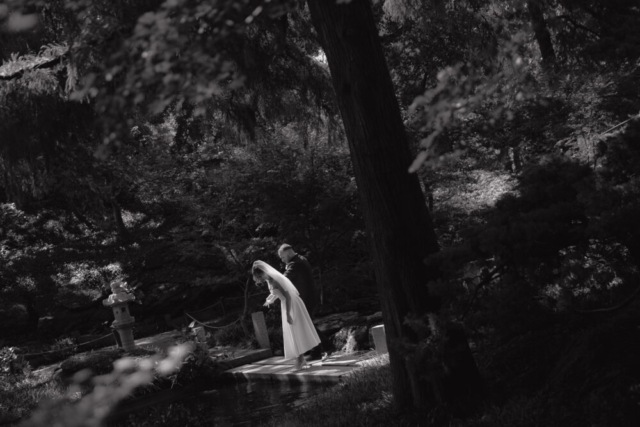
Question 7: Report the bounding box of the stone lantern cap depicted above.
[103,280,136,307]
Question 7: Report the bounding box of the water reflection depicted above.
[205,381,329,426]
[110,381,333,427]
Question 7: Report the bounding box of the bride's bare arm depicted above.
[264,283,278,306]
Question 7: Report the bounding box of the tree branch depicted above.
[572,283,640,315]
[458,265,505,320]
[555,15,601,38]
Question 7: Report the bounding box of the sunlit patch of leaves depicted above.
[433,169,516,214]
[52,261,124,306]
[120,210,147,229]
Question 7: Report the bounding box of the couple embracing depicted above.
[252,244,321,370]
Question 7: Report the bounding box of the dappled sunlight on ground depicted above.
[434,169,516,213]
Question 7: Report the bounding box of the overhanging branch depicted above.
[573,283,640,315]
[0,52,67,81]
[555,15,601,38]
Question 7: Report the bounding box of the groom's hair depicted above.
[278,243,293,254]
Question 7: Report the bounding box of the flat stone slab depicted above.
[316,351,378,366]
[253,356,296,366]
[223,351,381,383]
[224,362,356,383]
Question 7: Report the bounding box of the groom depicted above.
[278,244,317,316]
[278,244,328,359]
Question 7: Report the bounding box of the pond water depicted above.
[108,380,333,427]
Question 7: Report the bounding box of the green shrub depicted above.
[0,370,66,425]
[0,346,31,377]
[167,340,220,387]
[210,320,254,347]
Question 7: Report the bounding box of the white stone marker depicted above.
[252,311,271,349]
[370,324,388,354]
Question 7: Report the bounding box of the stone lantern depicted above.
[103,281,137,351]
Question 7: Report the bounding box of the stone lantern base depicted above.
[113,320,136,351]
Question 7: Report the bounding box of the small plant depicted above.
[0,346,31,377]
[211,321,247,347]
[167,334,225,388]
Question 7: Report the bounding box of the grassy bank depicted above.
[0,370,67,425]
[2,334,229,426]
[0,346,163,426]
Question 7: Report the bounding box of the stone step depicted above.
[222,351,380,383]
[223,362,356,383]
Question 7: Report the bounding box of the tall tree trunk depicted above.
[66,196,96,230]
[110,184,129,238]
[240,277,252,337]
[528,0,556,68]
[307,0,481,413]
[23,294,39,334]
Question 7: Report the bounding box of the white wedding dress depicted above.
[268,282,320,359]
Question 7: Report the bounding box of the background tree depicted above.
[307,0,482,414]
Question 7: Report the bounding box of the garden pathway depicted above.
[222,350,380,383]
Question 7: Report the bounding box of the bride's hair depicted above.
[252,260,300,295]
[252,264,267,283]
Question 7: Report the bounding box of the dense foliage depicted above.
[1,0,640,425]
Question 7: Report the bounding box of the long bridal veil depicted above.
[253,260,300,297]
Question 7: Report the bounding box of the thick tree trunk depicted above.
[241,277,251,337]
[307,0,480,413]
[110,185,129,238]
[24,294,39,334]
[528,0,556,68]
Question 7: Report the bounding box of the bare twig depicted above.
[599,113,640,137]
[458,265,505,321]
[554,15,601,38]
[572,283,640,315]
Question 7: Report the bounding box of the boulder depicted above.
[313,311,359,335]
[59,349,124,377]
[366,311,383,324]
[331,325,371,354]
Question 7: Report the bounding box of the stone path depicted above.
[32,322,387,385]
[134,331,386,382]
[223,350,380,383]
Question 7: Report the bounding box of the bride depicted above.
[252,260,320,370]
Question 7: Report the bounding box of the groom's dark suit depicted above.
[284,254,318,316]
[284,253,328,358]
